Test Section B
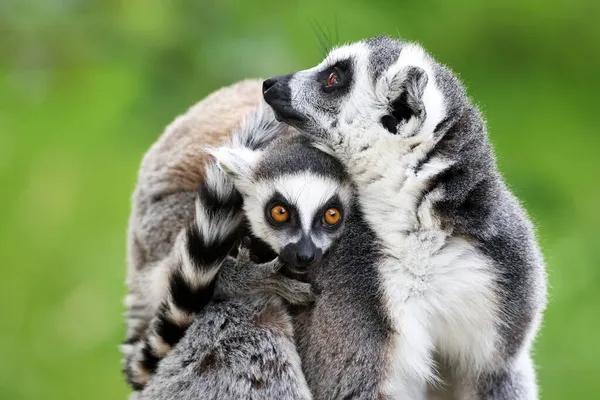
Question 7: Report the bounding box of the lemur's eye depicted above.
[323,208,341,226]
[326,71,340,87]
[270,205,289,223]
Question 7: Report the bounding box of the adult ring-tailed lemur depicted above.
[263,35,547,399]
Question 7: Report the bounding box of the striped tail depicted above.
[123,162,243,390]
[231,100,289,150]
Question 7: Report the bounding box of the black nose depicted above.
[296,249,315,266]
[263,77,278,95]
[278,237,322,270]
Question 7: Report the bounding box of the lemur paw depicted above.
[265,276,315,305]
[218,237,314,305]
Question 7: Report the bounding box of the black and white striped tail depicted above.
[123,162,243,390]
[231,100,288,150]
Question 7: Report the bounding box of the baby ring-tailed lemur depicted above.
[123,104,361,399]
[263,35,547,399]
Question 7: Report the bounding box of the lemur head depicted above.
[210,134,353,273]
[263,36,464,153]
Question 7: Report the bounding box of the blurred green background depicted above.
[1,0,599,399]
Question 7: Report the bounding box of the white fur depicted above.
[354,146,500,397]
[175,220,223,290]
[149,333,172,357]
[204,162,236,203]
[207,146,262,194]
[194,195,243,243]
[166,300,195,327]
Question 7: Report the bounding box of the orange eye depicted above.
[326,71,339,87]
[323,208,341,226]
[270,205,289,223]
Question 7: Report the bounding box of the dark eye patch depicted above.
[265,192,299,229]
[312,195,344,232]
[318,59,353,94]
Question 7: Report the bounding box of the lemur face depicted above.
[242,173,350,272]
[263,36,446,150]
[210,137,352,273]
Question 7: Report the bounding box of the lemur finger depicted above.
[263,276,315,305]
[258,257,285,275]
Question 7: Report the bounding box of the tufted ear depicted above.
[206,146,261,187]
[379,66,428,136]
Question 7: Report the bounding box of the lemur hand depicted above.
[217,237,315,305]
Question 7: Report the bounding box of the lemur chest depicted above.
[352,158,498,368]
[358,173,447,293]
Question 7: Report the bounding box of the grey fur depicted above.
[140,295,311,400]
[139,244,313,400]
[141,124,393,399]
[263,36,547,399]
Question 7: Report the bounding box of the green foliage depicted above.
[1,0,598,398]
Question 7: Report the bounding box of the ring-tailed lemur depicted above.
[263,35,547,399]
[123,104,363,399]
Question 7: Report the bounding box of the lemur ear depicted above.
[379,66,428,135]
[206,146,260,183]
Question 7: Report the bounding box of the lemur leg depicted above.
[123,163,244,390]
[140,296,312,400]
[125,236,313,392]
[451,352,538,400]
